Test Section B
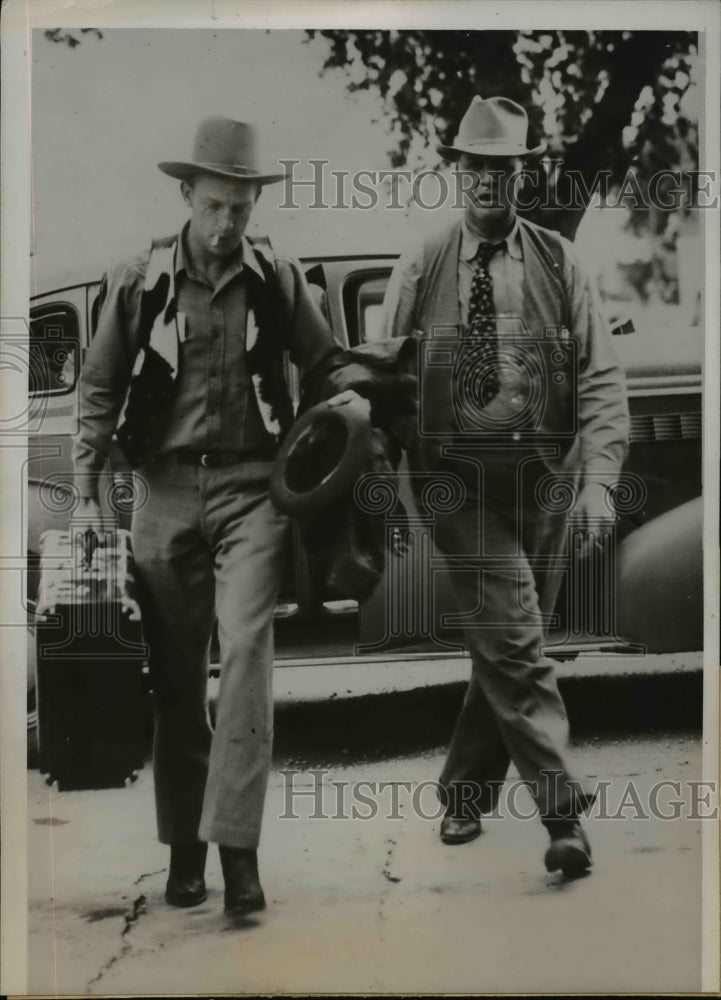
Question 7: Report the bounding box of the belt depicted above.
[175,448,275,468]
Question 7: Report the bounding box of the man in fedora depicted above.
[72,116,345,915]
[382,96,629,875]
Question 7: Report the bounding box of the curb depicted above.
[270,660,702,762]
[222,650,703,760]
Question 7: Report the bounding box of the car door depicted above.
[27,285,94,603]
[320,257,467,657]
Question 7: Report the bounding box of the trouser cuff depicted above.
[438,779,502,817]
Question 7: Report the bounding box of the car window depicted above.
[357,275,390,342]
[343,269,392,346]
[29,303,81,397]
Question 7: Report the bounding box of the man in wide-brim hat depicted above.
[73,116,346,917]
[382,95,630,876]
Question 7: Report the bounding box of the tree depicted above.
[43,28,103,47]
[305,30,697,240]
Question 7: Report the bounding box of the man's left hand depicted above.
[326,389,372,418]
[573,481,616,553]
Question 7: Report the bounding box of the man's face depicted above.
[182,173,259,258]
[455,153,522,221]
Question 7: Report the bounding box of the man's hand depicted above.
[71,498,108,556]
[72,497,111,567]
[326,389,372,419]
[73,497,104,532]
[573,481,616,554]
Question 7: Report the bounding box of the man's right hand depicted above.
[72,497,109,565]
[72,497,106,537]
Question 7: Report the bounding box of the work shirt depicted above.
[74,224,337,499]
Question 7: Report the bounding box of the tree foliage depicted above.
[41,27,698,243]
[306,30,697,239]
[43,28,103,47]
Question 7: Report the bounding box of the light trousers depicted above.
[131,453,289,848]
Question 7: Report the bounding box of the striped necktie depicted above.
[466,239,505,407]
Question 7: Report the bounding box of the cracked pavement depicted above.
[28,734,704,994]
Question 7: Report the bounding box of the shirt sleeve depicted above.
[380,239,425,341]
[564,244,630,488]
[276,255,343,378]
[71,258,146,499]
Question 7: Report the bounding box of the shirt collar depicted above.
[175,224,267,284]
[460,216,522,262]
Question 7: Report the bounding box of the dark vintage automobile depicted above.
[26,251,704,743]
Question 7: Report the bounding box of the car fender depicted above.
[617,496,703,653]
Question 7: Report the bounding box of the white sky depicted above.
[31,28,405,290]
[30,23,702,321]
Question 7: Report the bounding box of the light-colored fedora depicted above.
[437,96,546,160]
[159,116,286,184]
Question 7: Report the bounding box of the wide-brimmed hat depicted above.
[437,96,546,160]
[270,398,373,518]
[159,116,286,184]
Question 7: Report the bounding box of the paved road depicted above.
[28,733,705,994]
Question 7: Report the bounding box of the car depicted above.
[26,252,704,748]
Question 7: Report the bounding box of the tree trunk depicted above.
[529,32,678,241]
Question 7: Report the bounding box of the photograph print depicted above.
[2,3,719,996]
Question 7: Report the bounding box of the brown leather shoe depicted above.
[219,846,266,915]
[544,821,592,877]
[165,842,208,907]
[440,812,482,845]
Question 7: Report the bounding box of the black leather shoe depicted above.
[165,842,208,907]
[440,812,482,845]
[220,846,266,915]
[544,821,592,877]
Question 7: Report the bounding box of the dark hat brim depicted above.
[270,400,373,517]
[158,161,287,185]
[437,140,547,160]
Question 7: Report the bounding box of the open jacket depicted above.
[73,230,339,498]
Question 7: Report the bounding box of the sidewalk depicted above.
[28,734,704,995]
